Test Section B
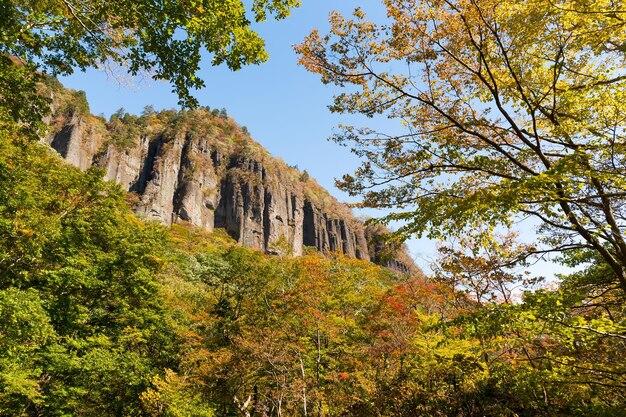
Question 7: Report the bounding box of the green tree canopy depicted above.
[0,0,300,136]
[296,0,626,293]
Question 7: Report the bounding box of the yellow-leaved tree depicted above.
[296,0,626,293]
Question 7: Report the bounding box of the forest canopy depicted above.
[2,128,626,416]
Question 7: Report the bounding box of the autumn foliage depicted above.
[3,131,625,415]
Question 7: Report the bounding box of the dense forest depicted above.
[3,0,626,415]
[2,123,626,415]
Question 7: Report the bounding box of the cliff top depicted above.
[43,76,357,223]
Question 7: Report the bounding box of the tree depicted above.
[0,56,50,139]
[434,232,537,305]
[0,0,300,136]
[296,1,626,293]
[0,134,177,416]
[0,288,55,412]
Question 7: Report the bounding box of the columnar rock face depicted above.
[45,115,104,171]
[45,113,376,261]
[303,201,368,259]
[44,104,417,272]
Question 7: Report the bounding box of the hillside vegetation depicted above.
[2,121,626,416]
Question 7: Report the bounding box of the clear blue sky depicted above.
[59,0,566,277]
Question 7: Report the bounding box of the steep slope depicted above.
[42,79,415,272]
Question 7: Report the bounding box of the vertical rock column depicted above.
[214,157,266,251]
[172,138,221,231]
[135,133,186,224]
[99,136,151,190]
[263,186,304,256]
[46,115,104,170]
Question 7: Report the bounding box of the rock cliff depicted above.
[43,84,416,272]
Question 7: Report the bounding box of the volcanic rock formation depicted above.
[43,84,416,272]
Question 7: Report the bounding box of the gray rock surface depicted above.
[45,115,104,170]
[45,108,417,273]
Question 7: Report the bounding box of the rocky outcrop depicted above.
[45,114,105,171]
[45,104,416,273]
[365,223,417,274]
[303,201,369,260]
